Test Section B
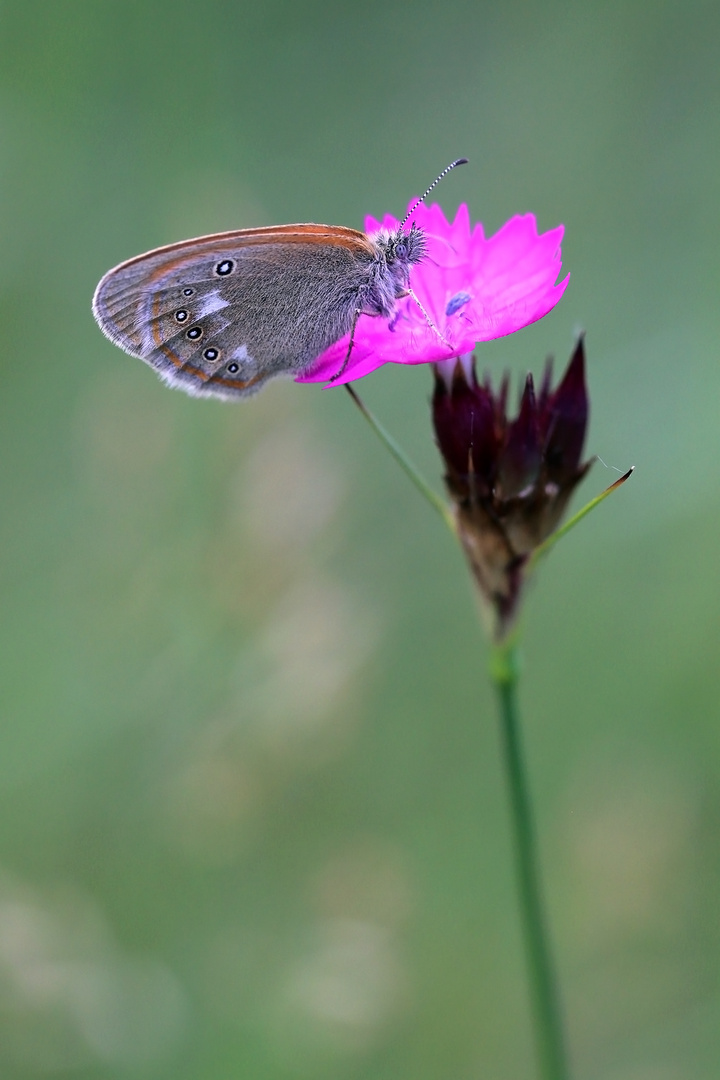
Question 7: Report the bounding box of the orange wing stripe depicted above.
[151,293,209,379]
[150,293,266,391]
[208,372,265,391]
[109,223,376,279]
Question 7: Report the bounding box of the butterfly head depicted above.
[370,221,426,305]
[374,156,466,294]
[385,222,426,267]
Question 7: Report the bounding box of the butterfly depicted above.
[92,160,466,401]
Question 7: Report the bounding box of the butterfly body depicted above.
[92,221,426,400]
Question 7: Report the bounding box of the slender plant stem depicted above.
[490,641,570,1080]
[342,376,584,1077]
[345,383,456,534]
[528,465,634,571]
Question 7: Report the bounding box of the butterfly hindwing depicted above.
[93,226,378,399]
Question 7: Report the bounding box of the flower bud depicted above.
[432,339,592,638]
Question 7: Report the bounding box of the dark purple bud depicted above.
[496,374,541,499]
[537,356,554,415]
[432,361,498,493]
[430,343,594,641]
[431,341,595,639]
[496,372,510,424]
[542,338,588,482]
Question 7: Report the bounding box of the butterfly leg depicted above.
[408,287,451,347]
[329,309,362,382]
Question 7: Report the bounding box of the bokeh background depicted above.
[1,1,719,1077]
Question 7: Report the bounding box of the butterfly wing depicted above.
[92,225,378,399]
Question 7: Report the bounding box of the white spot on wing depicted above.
[231,345,251,361]
[196,291,231,319]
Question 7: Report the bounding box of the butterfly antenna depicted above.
[401,158,468,228]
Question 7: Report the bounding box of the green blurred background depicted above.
[1,1,719,1077]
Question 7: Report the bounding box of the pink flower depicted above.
[296,201,569,387]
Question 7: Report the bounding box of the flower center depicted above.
[445,291,472,317]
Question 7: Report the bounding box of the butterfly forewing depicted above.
[93,225,378,399]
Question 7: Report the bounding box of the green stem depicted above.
[345,383,456,534]
[490,641,570,1080]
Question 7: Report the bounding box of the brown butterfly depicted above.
[92,160,466,400]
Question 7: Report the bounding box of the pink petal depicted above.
[297,202,569,387]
